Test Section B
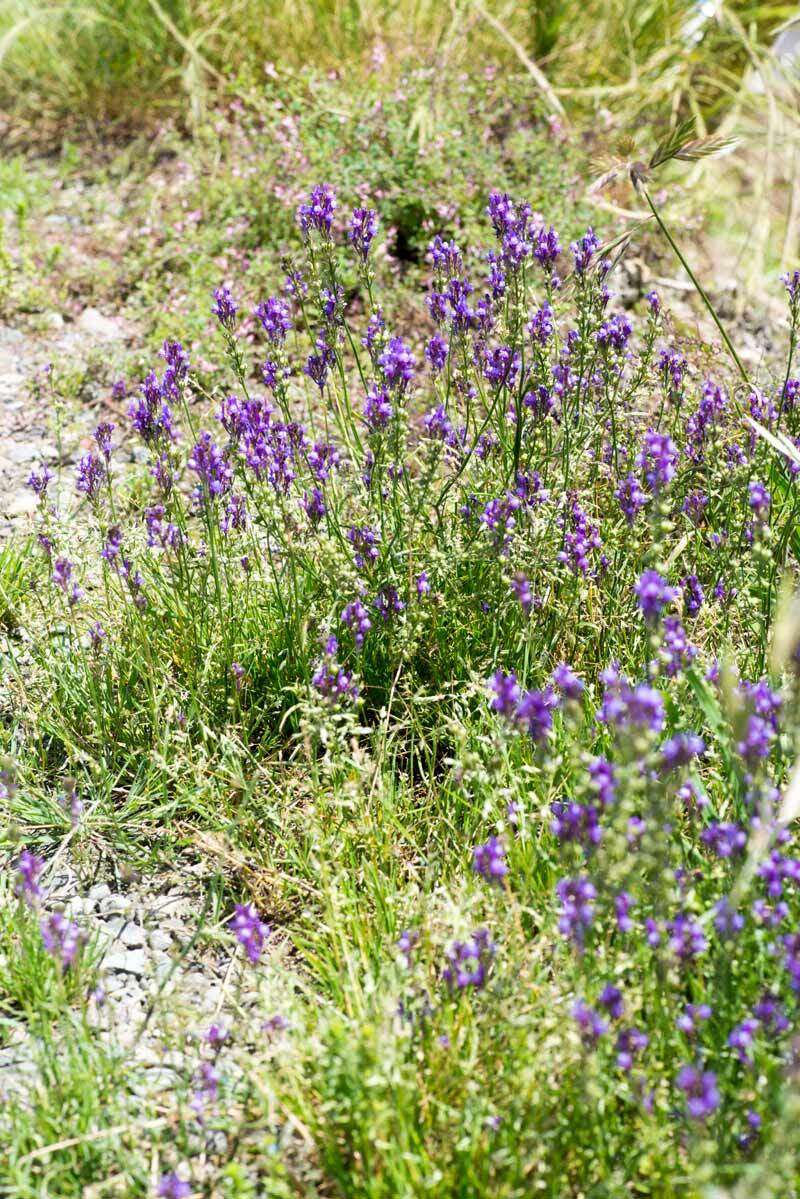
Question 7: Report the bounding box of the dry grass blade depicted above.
[469,0,565,118]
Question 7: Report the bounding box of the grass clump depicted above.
[2,176,800,1194]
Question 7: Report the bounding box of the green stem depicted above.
[641,186,749,396]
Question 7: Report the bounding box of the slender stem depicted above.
[641,186,749,395]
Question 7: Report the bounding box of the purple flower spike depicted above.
[40,911,83,969]
[472,836,508,883]
[157,1175,192,1199]
[14,849,45,906]
[676,1064,720,1120]
[229,903,270,964]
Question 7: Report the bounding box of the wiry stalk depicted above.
[640,185,750,394]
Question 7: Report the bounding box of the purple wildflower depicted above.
[572,999,607,1046]
[212,285,237,329]
[676,1064,720,1120]
[348,207,379,260]
[228,903,270,964]
[14,849,44,906]
[40,911,83,969]
[556,875,596,943]
[75,452,105,498]
[472,837,508,883]
[635,570,677,623]
[254,296,292,343]
[442,928,495,991]
[298,184,336,236]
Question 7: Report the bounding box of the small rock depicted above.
[120,922,146,949]
[77,307,122,339]
[100,894,131,916]
[43,312,65,330]
[88,883,111,903]
[104,949,147,976]
[148,929,172,952]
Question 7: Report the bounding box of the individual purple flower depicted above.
[416,571,430,598]
[14,849,44,906]
[347,525,380,569]
[298,184,336,236]
[363,386,393,432]
[342,599,372,648]
[736,714,774,766]
[472,837,508,883]
[312,639,359,704]
[533,226,561,269]
[558,497,604,576]
[27,464,53,498]
[728,1018,760,1065]
[348,207,378,261]
[397,928,419,967]
[556,875,596,943]
[379,336,415,390]
[428,235,463,274]
[442,928,495,991]
[302,487,326,526]
[212,285,237,329]
[425,333,448,373]
[254,296,292,343]
[646,290,661,315]
[528,302,555,345]
[682,574,704,617]
[483,344,519,388]
[490,670,520,718]
[753,992,789,1034]
[702,822,747,859]
[304,333,336,391]
[511,572,533,615]
[615,891,634,933]
[157,1174,191,1199]
[615,474,648,525]
[40,911,83,969]
[373,585,405,622]
[676,1064,720,1120]
[516,687,556,743]
[714,897,745,939]
[228,903,270,964]
[616,1027,648,1071]
[129,371,174,445]
[598,984,624,1020]
[188,432,232,500]
[659,616,697,678]
[636,429,678,493]
[572,999,607,1046]
[597,669,665,733]
[570,227,599,274]
[93,421,115,460]
[596,313,632,353]
[667,912,707,962]
[589,757,617,807]
[551,801,602,847]
[659,733,705,772]
[52,558,82,606]
[748,480,771,520]
[552,663,584,701]
[635,570,678,623]
[75,452,105,499]
[676,1003,712,1036]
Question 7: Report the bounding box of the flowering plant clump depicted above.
[6,183,800,1195]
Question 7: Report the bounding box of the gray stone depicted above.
[77,307,122,339]
[88,883,111,903]
[120,922,146,949]
[104,949,147,976]
[148,929,172,952]
[100,894,131,916]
